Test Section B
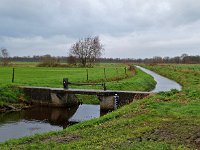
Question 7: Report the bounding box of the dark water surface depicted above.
[0,104,100,142]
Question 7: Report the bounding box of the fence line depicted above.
[3,66,129,85]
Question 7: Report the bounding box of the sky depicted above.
[0,0,200,58]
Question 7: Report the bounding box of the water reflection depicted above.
[69,104,100,122]
[0,104,100,142]
[23,106,78,128]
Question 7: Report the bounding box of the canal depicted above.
[136,66,182,92]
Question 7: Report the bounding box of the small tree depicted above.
[69,36,104,67]
[0,48,10,66]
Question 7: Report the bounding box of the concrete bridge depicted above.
[20,86,152,110]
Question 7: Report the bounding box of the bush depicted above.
[37,55,61,67]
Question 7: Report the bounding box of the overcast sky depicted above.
[0,0,200,58]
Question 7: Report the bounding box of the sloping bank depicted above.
[0,85,29,113]
[0,66,160,149]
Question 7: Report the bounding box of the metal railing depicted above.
[63,78,106,90]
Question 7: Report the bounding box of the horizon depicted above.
[7,53,200,60]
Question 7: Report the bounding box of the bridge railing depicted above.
[63,78,106,91]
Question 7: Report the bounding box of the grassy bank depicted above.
[0,85,22,106]
[0,85,27,112]
[0,64,199,149]
[142,64,200,101]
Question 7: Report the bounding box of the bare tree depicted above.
[0,48,10,66]
[152,56,163,64]
[69,36,104,67]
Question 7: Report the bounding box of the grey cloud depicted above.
[0,35,74,56]
[0,0,200,57]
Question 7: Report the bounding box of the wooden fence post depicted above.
[12,68,15,83]
[104,68,106,79]
[116,68,118,77]
[86,69,89,81]
[124,67,127,74]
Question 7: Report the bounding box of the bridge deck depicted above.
[21,86,152,95]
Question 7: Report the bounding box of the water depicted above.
[0,104,100,142]
[136,66,182,92]
[69,104,100,122]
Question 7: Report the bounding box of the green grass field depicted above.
[0,64,130,87]
[1,64,199,149]
[0,63,156,106]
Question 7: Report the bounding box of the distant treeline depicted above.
[5,54,200,64]
[131,54,200,64]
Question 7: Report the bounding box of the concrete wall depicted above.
[99,96,115,110]
[98,93,149,111]
[22,87,78,107]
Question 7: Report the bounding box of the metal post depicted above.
[114,94,119,109]
[63,78,68,89]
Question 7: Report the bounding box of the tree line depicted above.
[1,35,199,66]
[132,54,200,64]
[1,53,200,65]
